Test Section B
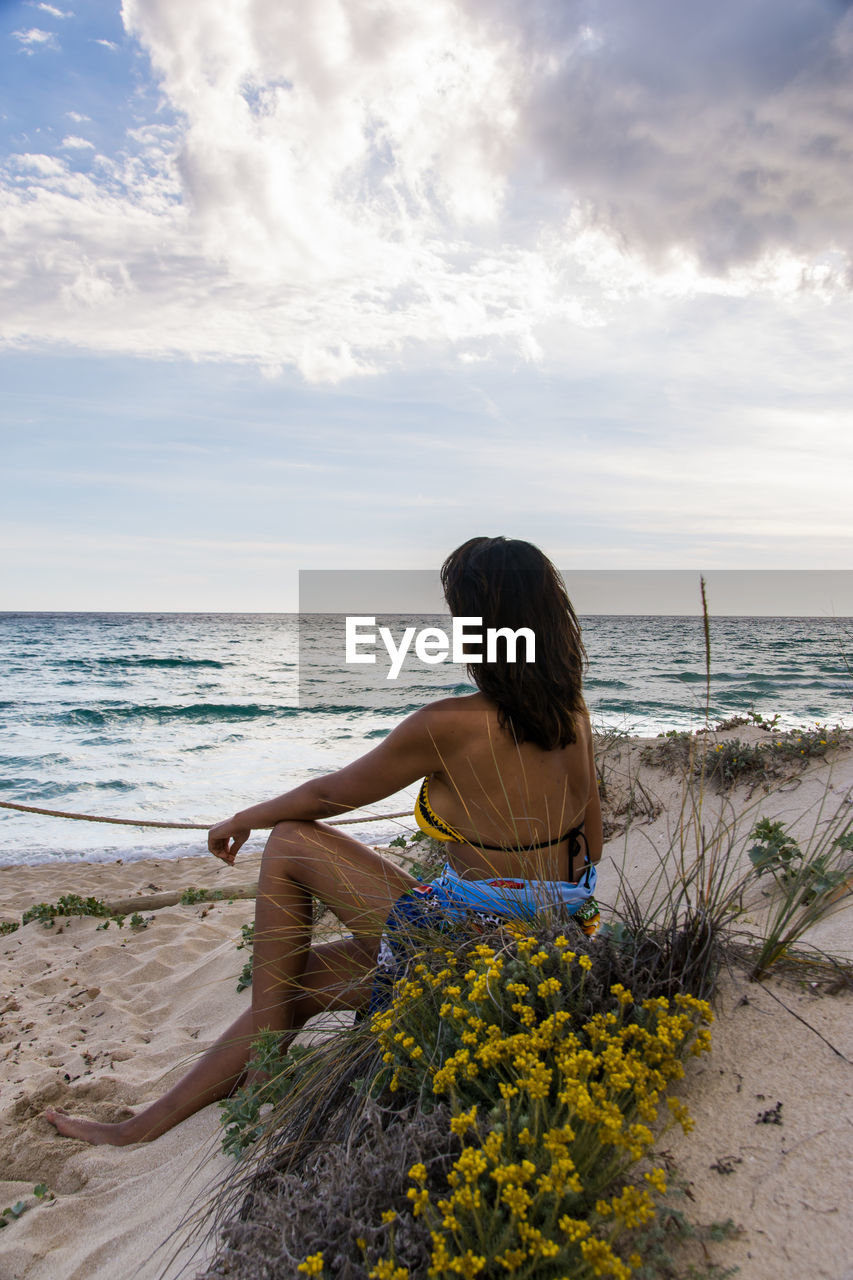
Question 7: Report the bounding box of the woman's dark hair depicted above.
[440,536,587,750]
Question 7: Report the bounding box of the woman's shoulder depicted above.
[399,693,491,742]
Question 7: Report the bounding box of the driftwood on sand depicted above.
[103,882,259,915]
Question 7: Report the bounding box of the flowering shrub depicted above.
[641,723,847,792]
[293,929,713,1280]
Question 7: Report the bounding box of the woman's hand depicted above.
[208,817,251,866]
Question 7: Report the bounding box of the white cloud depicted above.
[61,135,96,150]
[1,0,852,380]
[66,111,92,123]
[93,38,119,51]
[11,27,58,49]
[31,3,73,17]
[11,152,68,175]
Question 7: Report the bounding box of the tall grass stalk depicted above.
[700,576,711,728]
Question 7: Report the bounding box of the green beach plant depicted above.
[179,886,226,906]
[21,894,118,928]
[0,1185,54,1231]
[0,1201,27,1229]
[743,807,853,981]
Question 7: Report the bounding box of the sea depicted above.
[1,612,851,868]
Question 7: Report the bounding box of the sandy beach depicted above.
[1,732,851,1280]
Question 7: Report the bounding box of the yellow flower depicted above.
[407,1187,429,1216]
[519,1062,552,1099]
[381,1209,397,1224]
[495,1248,526,1270]
[297,1254,324,1276]
[578,953,593,972]
[409,1163,428,1183]
[429,1231,452,1275]
[558,1215,591,1243]
[500,1184,532,1217]
[645,1167,667,1195]
[449,1105,478,1137]
[667,1097,694,1133]
[447,1250,486,1278]
[369,1261,409,1280]
[609,1185,655,1229]
[580,1236,630,1279]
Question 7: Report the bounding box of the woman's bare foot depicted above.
[44,1106,141,1146]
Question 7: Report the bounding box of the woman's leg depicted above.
[248,819,416,1041]
[45,822,417,1144]
[44,933,377,1144]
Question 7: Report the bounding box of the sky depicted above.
[2,0,852,613]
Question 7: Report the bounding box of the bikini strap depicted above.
[566,824,590,882]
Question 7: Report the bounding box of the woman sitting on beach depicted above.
[45,536,602,1145]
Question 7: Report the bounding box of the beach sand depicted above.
[1,733,851,1280]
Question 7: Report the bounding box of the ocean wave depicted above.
[54,703,299,726]
[56,656,229,670]
[0,777,71,801]
[47,700,422,727]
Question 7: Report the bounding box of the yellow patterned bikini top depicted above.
[415,776,587,863]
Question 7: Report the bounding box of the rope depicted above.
[0,799,412,830]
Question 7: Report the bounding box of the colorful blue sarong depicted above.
[368,861,599,1012]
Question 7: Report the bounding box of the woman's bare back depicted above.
[422,693,599,881]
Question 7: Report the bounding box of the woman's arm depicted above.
[208,704,448,863]
[583,720,604,864]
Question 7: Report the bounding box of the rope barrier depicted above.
[0,799,412,830]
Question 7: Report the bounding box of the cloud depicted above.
[93,38,119,51]
[31,3,73,17]
[1,0,852,378]
[61,135,95,150]
[11,27,58,49]
[502,0,853,273]
[11,152,67,175]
